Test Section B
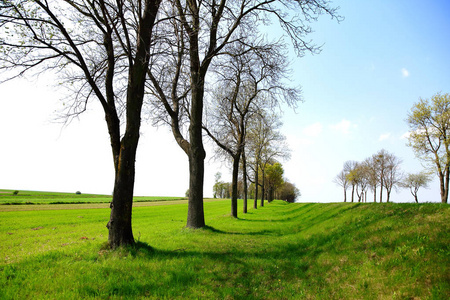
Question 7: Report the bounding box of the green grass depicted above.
[0,190,186,205]
[0,200,449,299]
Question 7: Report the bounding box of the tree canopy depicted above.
[406,92,450,204]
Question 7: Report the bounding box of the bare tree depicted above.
[373,149,391,203]
[401,172,431,203]
[0,0,161,248]
[383,153,403,202]
[364,157,379,202]
[333,169,349,202]
[246,111,290,207]
[204,37,300,218]
[148,0,341,227]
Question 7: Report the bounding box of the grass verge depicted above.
[0,201,449,299]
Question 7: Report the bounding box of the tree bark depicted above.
[260,170,265,207]
[351,185,355,203]
[254,168,259,209]
[443,164,449,203]
[242,149,248,214]
[107,139,137,247]
[231,153,240,218]
[106,0,161,247]
[186,72,206,228]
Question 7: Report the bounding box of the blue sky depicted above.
[0,0,449,202]
[282,0,450,202]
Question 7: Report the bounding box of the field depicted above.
[0,190,186,205]
[0,193,449,299]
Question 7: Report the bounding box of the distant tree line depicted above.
[213,162,300,204]
[334,149,431,203]
[334,92,450,204]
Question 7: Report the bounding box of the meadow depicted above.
[0,190,186,205]
[0,194,449,299]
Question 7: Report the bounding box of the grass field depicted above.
[0,196,449,299]
[0,190,186,205]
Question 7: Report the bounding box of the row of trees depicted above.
[334,149,431,203]
[335,92,450,204]
[213,162,300,205]
[0,0,341,247]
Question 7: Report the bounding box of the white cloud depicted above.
[379,133,391,141]
[400,131,411,140]
[401,68,410,77]
[330,119,356,135]
[302,122,323,137]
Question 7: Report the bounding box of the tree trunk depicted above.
[185,69,206,228]
[443,165,449,203]
[254,168,259,209]
[351,185,355,203]
[260,171,265,207]
[379,179,384,203]
[243,150,248,213]
[106,0,161,248]
[107,141,137,248]
[186,77,206,228]
[343,189,346,202]
[231,153,240,218]
[186,147,206,228]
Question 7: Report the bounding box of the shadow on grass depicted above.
[202,225,275,236]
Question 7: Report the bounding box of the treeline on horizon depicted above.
[334,92,450,205]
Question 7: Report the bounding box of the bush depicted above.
[75,191,82,195]
[13,190,19,196]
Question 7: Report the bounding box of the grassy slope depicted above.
[0,201,448,299]
[0,190,186,204]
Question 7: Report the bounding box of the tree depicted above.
[372,149,390,203]
[246,111,290,207]
[333,169,349,202]
[148,0,341,227]
[364,157,379,203]
[383,153,403,202]
[279,181,301,203]
[401,172,431,203]
[343,161,358,202]
[406,92,450,204]
[0,0,161,248]
[265,162,284,202]
[204,37,300,218]
[353,163,370,202]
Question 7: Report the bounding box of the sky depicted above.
[0,0,449,203]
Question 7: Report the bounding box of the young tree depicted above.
[333,169,349,202]
[406,92,450,204]
[401,172,431,203]
[0,0,161,248]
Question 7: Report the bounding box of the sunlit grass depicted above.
[0,200,448,299]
